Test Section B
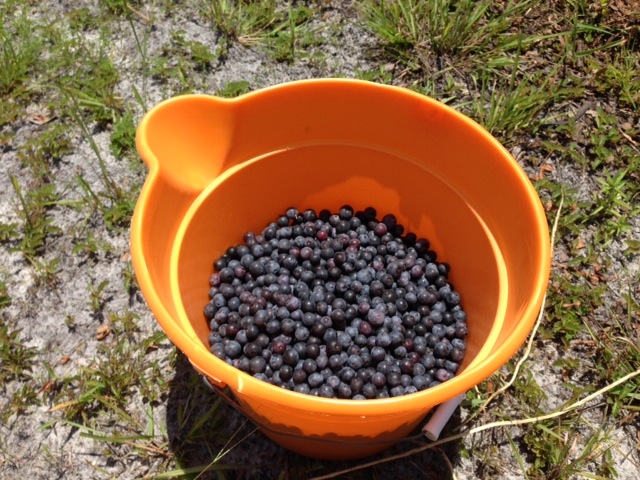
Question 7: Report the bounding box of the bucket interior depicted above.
[171,142,507,402]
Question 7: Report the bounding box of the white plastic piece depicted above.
[422,393,466,441]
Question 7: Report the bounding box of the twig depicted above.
[460,192,564,427]
[544,101,594,126]
[127,3,152,24]
[434,447,456,479]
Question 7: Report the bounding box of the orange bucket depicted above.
[131,79,550,460]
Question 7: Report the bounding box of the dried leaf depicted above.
[38,380,55,394]
[535,164,555,181]
[621,130,638,147]
[96,324,111,340]
[27,113,56,125]
[49,400,78,412]
[562,301,581,308]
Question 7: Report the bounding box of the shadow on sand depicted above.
[166,351,463,480]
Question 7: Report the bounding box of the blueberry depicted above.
[435,368,453,382]
[326,375,341,390]
[308,372,324,388]
[206,206,468,400]
[347,354,364,370]
[394,346,408,359]
[367,308,385,327]
[302,358,318,374]
[455,322,469,338]
[362,383,377,399]
[294,383,311,394]
[371,346,386,363]
[224,341,242,359]
[412,362,426,377]
[373,223,387,237]
[210,343,225,359]
[371,372,386,388]
[249,356,267,374]
[350,377,364,394]
[421,353,436,369]
[444,360,459,373]
[292,369,307,384]
[390,386,405,397]
[432,324,446,338]
[387,371,401,387]
[434,341,452,358]
[243,342,262,358]
[283,348,299,366]
[337,383,352,399]
[318,385,335,398]
[294,326,310,341]
[329,354,344,370]
[363,206,377,221]
[316,354,329,370]
[339,367,357,383]
[306,343,320,359]
[279,365,294,382]
[270,354,284,370]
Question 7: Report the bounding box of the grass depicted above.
[0,0,638,479]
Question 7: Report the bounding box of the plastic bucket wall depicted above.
[131,79,550,460]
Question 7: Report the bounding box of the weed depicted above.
[0,222,18,244]
[74,174,137,232]
[216,80,251,98]
[89,279,111,317]
[71,230,112,258]
[503,359,547,413]
[201,0,278,45]
[354,66,394,85]
[0,99,22,128]
[523,415,617,479]
[9,176,60,259]
[1,383,40,423]
[67,7,102,32]
[358,0,547,70]
[45,23,122,126]
[464,66,582,141]
[171,30,217,72]
[100,0,141,16]
[592,49,640,109]
[0,9,42,97]
[50,312,169,423]
[543,270,605,345]
[152,29,224,93]
[587,290,640,419]
[110,110,137,159]
[18,125,72,181]
[0,317,38,383]
[0,280,10,309]
[266,3,320,63]
[584,168,640,245]
[122,261,139,299]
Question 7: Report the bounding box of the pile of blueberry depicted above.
[205,206,468,399]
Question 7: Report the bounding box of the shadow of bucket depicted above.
[131,79,550,460]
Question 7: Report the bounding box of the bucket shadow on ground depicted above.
[167,351,463,480]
